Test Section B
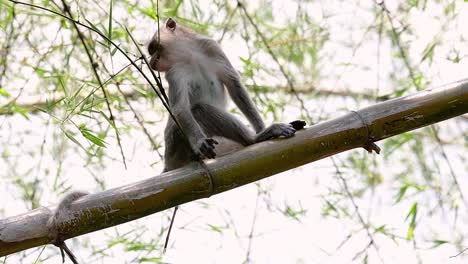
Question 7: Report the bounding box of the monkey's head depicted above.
[148,18,195,72]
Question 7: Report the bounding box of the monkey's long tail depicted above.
[163,206,179,253]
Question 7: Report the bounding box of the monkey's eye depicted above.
[148,41,163,56]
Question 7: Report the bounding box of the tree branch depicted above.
[1,79,467,256]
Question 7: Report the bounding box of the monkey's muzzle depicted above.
[150,54,163,71]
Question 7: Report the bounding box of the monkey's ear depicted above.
[166,18,177,31]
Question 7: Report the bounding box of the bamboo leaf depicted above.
[0,87,9,97]
[79,125,107,147]
[405,203,418,240]
[430,240,448,248]
[99,111,116,129]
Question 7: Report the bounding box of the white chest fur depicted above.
[188,63,226,109]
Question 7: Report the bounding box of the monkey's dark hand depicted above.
[197,138,219,159]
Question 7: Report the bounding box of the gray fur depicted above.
[148,19,296,172]
[48,191,89,232]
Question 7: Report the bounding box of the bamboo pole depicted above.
[1,79,467,256]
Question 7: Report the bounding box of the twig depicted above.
[237,1,312,121]
[56,0,127,169]
[245,186,261,263]
[450,247,468,258]
[331,157,385,264]
[376,0,468,213]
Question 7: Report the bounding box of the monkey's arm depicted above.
[221,71,296,143]
[222,70,266,133]
[199,39,296,142]
[198,38,265,133]
[219,60,297,141]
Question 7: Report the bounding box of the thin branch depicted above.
[378,1,420,89]
[376,0,468,213]
[331,157,384,263]
[430,126,468,211]
[217,3,238,43]
[56,0,127,169]
[237,1,312,121]
[115,83,163,159]
[7,0,171,125]
[0,5,16,87]
[244,185,261,263]
[450,247,468,258]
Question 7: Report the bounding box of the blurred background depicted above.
[1,0,467,263]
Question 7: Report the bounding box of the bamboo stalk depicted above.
[1,79,467,256]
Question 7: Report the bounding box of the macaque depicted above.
[148,18,297,172]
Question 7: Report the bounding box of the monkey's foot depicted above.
[289,120,307,130]
[256,123,296,142]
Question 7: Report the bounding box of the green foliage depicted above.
[207,223,227,233]
[394,181,425,204]
[0,0,466,263]
[79,124,107,147]
[405,203,418,240]
[282,202,307,221]
[0,88,9,97]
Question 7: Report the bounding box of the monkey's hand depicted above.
[255,123,296,142]
[196,138,219,159]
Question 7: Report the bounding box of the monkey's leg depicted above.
[192,103,296,145]
[192,103,256,146]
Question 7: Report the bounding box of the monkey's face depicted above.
[148,39,168,71]
[148,18,179,72]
